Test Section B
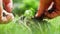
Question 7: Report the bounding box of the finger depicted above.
[3,0,13,13]
[1,17,7,22]
[45,11,59,19]
[6,13,14,20]
[35,0,52,17]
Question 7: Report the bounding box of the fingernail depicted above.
[35,13,38,17]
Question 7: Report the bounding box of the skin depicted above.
[0,0,14,23]
[35,0,60,19]
[3,0,13,13]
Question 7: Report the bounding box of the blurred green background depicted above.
[13,0,39,16]
[0,0,60,34]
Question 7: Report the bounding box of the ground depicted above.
[0,15,60,34]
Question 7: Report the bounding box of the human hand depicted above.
[0,10,14,23]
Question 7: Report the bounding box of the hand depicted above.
[44,10,59,19]
[35,12,42,18]
[0,10,14,23]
